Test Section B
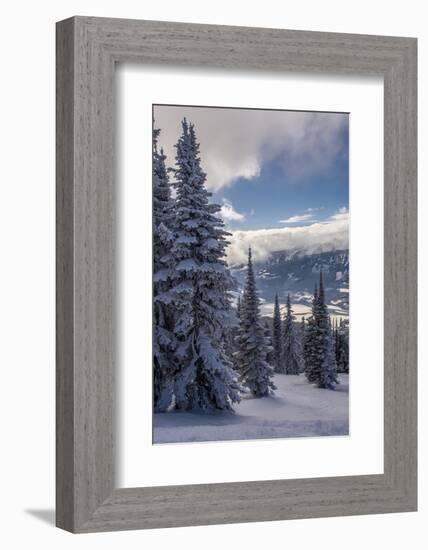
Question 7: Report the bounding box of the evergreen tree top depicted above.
[244,248,255,285]
[171,118,233,274]
[174,118,208,197]
[284,293,295,326]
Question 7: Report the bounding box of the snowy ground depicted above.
[153,374,349,444]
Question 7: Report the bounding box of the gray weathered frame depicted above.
[56,16,417,533]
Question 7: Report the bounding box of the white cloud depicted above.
[327,206,348,221]
[154,106,348,191]
[278,213,314,224]
[227,208,349,266]
[220,199,245,223]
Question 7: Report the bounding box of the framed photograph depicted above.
[56,16,417,532]
[149,104,350,446]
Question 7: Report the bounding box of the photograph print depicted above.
[152,104,349,444]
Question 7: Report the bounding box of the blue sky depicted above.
[154,104,349,265]
[211,141,348,231]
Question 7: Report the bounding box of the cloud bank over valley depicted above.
[227,208,349,266]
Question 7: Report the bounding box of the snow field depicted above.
[154,373,349,444]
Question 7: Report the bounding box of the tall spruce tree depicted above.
[303,294,319,383]
[336,318,349,373]
[309,272,338,389]
[152,126,175,412]
[264,321,275,367]
[168,119,241,412]
[272,293,283,373]
[334,319,340,369]
[317,272,338,388]
[236,248,276,397]
[282,294,301,375]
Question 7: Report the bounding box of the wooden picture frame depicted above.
[56,16,417,533]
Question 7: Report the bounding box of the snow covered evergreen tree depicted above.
[236,248,276,397]
[168,119,241,412]
[282,294,301,375]
[318,326,337,389]
[316,273,338,388]
[304,284,322,384]
[305,272,338,389]
[334,319,340,369]
[336,319,349,373]
[272,293,283,373]
[264,321,275,367]
[152,126,175,412]
[303,310,319,382]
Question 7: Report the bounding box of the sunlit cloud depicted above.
[328,206,348,221]
[278,213,314,224]
[154,106,348,191]
[220,199,246,223]
[227,208,349,266]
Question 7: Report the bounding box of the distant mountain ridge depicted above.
[231,248,349,318]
